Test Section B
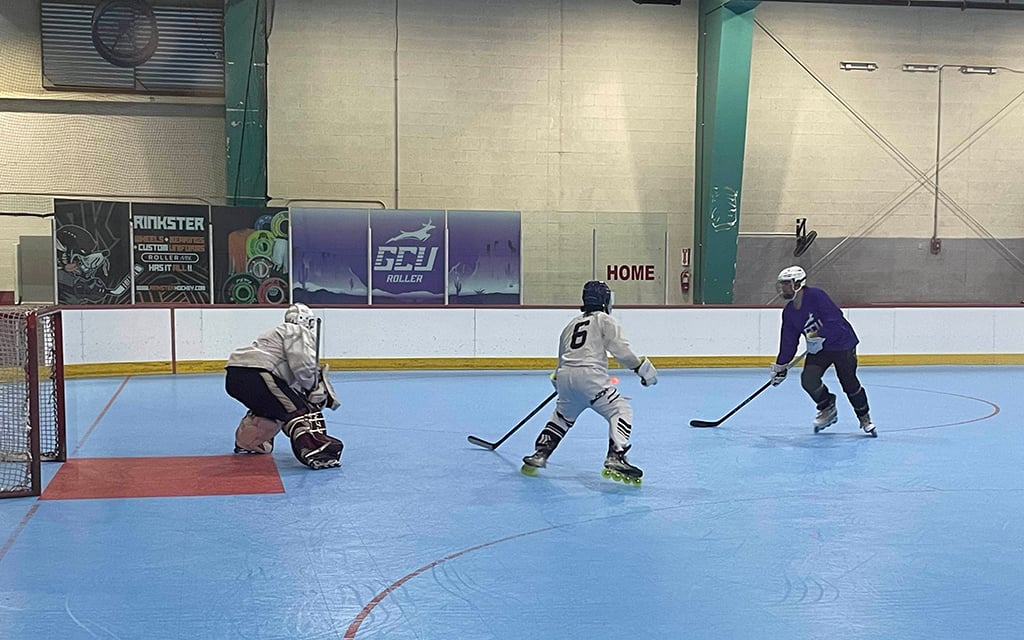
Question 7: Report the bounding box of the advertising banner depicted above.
[370,210,444,304]
[131,203,211,303]
[447,210,521,305]
[54,199,133,305]
[290,208,369,305]
[211,206,289,304]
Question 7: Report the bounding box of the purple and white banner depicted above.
[370,210,444,304]
[447,210,521,305]
[291,208,369,305]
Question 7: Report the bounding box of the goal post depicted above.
[0,306,65,498]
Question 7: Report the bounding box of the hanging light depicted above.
[839,61,878,72]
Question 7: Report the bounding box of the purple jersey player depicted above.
[770,266,877,437]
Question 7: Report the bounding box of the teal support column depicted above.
[693,0,758,303]
[224,0,268,207]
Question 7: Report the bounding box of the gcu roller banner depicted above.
[290,208,369,305]
[54,199,133,305]
[132,203,211,303]
[370,210,444,304]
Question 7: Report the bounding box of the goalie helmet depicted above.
[284,303,317,330]
[776,266,807,300]
[581,280,613,313]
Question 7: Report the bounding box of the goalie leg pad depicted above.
[234,412,281,454]
[282,412,344,470]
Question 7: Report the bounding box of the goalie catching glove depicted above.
[633,356,657,387]
[306,364,341,411]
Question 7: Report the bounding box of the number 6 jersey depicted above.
[557,310,642,375]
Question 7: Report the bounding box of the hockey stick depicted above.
[467,391,558,451]
[315,317,322,361]
[689,352,807,428]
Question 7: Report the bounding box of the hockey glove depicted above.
[634,357,658,387]
[805,334,825,354]
[769,362,788,386]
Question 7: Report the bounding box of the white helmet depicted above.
[776,266,807,300]
[284,303,316,330]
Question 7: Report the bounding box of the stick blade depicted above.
[689,419,720,428]
[467,435,497,450]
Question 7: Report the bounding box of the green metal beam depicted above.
[693,0,758,303]
[224,0,268,207]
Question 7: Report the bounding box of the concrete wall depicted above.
[735,236,1024,304]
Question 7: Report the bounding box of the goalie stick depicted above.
[689,352,807,428]
[315,317,322,361]
[467,391,557,451]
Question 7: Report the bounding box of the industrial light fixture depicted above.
[902,63,939,73]
[839,61,878,72]
[960,65,997,75]
[632,0,681,4]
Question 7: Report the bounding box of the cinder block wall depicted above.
[3,1,1022,304]
[267,0,697,305]
[741,5,1024,302]
[0,1,225,294]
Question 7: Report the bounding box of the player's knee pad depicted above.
[282,412,344,470]
[235,412,281,454]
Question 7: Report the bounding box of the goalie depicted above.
[224,303,345,470]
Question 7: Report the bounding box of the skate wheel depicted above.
[601,468,612,479]
[521,464,538,476]
[630,477,642,486]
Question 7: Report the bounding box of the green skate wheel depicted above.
[521,464,538,476]
[630,477,642,486]
[601,468,612,479]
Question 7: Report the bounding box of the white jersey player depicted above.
[521,281,657,484]
[225,303,344,469]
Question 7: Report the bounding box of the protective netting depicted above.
[0,306,64,498]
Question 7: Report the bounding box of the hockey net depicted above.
[0,307,65,498]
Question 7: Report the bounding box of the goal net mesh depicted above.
[0,306,65,498]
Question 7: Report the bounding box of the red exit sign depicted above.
[606,264,655,281]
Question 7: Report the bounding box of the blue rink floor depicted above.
[0,365,1022,639]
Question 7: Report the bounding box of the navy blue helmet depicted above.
[581,280,613,313]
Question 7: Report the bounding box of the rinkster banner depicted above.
[370,210,444,304]
[54,199,133,305]
[131,203,211,303]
